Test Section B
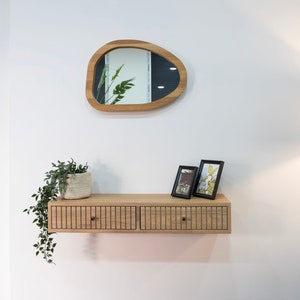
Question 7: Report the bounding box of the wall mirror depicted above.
[86,40,187,112]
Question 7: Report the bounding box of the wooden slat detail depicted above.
[139,205,229,232]
[48,194,231,233]
[49,205,136,231]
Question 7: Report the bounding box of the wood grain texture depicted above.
[48,194,231,234]
[86,39,187,112]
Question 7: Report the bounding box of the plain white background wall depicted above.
[4,0,300,299]
[1,0,10,299]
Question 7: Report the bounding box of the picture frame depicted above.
[171,165,198,199]
[193,160,224,200]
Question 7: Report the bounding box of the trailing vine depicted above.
[23,159,88,264]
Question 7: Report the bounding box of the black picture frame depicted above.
[193,160,224,200]
[171,165,198,199]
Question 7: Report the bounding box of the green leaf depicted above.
[111,64,124,81]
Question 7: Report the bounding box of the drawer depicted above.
[49,205,136,231]
[48,194,231,234]
[140,206,229,232]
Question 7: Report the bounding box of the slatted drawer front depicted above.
[140,206,229,231]
[50,206,136,231]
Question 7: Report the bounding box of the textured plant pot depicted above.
[63,172,92,199]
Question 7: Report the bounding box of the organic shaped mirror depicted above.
[86,40,187,112]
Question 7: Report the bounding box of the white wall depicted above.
[1,0,10,299]
[6,0,300,299]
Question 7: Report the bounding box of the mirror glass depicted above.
[86,40,187,112]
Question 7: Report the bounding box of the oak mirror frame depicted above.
[86,39,187,112]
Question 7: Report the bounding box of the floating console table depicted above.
[48,194,231,234]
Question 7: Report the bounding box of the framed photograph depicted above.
[193,160,224,200]
[171,165,198,199]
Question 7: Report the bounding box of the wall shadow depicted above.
[82,233,231,263]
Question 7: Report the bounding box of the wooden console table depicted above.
[48,194,231,234]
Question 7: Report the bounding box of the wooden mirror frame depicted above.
[86,40,187,112]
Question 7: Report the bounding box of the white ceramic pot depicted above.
[63,172,92,199]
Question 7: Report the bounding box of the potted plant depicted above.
[23,158,91,264]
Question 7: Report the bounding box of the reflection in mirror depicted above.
[94,48,150,105]
[94,49,180,105]
[86,40,187,112]
[151,53,180,101]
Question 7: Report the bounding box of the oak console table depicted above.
[48,194,231,234]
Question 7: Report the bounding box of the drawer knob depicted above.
[182,217,186,221]
[91,216,96,221]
